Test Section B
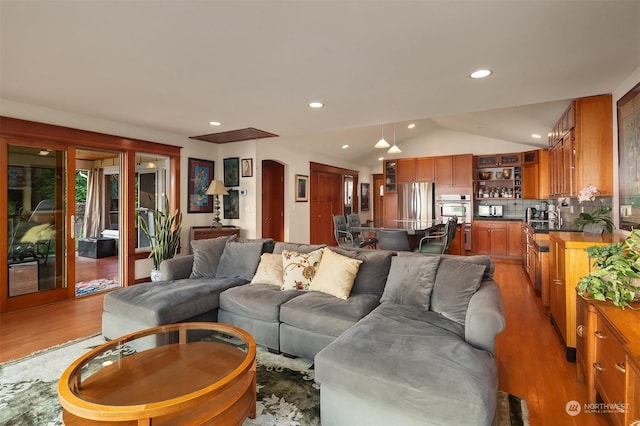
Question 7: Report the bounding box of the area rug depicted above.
[75,278,120,296]
[0,334,527,425]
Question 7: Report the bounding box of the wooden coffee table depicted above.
[58,322,256,425]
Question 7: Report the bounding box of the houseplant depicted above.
[139,196,183,281]
[572,185,614,234]
[577,229,640,308]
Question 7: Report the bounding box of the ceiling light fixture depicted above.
[374,124,390,149]
[378,157,384,161]
[342,144,349,149]
[469,69,492,79]
[531,134,542,139]
[408,123,416,129]
[309,101,324,108]
[209,121,221,126]
[387,123,402,154]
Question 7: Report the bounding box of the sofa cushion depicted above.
[281,249,324,290]
[380,255,440,310]
[329,247,394,297]
[315,302,498,425]
[398,252,494,280]
[219,284,304,322]
[189,236,233,278]
[280,292,379,337]
[236,237,275,254]
[310,248,362,300]
[216,239,264,281]
[431,257,486,326]
[250,253,283,286]
[273,242,326,254]
[103,276,247,325]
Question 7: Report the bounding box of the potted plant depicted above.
[572,185,614,234]
[577,229,640,308]
[139,196,183,282]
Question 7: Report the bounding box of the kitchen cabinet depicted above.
[447,224,464,256]
[475,165,522,199]
[384,160,397,193]
[435,154,473,188]
[476,153,522,168]
[577,296,640,425]
[549,95,613,197]
[522,149,550,199]
[397,157,434,183]
[507,221,522,257]
[548,232,625,361]
[382,193,397,228]
[472,221,507,256]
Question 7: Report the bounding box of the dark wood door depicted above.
[261,160,284,241]
[310,170,343,245]
[373,174,383,226]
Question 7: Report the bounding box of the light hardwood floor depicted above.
[0,260,608,425]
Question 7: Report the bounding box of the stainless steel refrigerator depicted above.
[397,182,436,228]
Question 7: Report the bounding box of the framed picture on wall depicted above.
[618,81,640,231]
[224,157,240,187]
[295,174,308,202]
[241,158,253,177]
[223,189,240,219]
[187,157,214,213]
[360,183,370,211]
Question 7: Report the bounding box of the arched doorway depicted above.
[261,160,284,241]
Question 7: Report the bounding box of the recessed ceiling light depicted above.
[309,102,324,108]
[342,144,349,149]
[469,69,492,79]
[378,157,384,161]
[531,134,542,139]
[407,123,416,129]
[38,150,50,156]
[209,121,221,126]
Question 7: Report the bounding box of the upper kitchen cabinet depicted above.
[476,153,522,168]
[522,149,550,199]
[397,157,435,183]
[435,154,473,188]
[548,95,613,197]
[384,160,397,193]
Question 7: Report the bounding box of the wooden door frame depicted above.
[261,160,285,241]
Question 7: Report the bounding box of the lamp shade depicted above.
[206,180,229,196]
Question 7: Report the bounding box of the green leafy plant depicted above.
[572,205,615,233]
[139,196,183,271]
[577,229,640,308]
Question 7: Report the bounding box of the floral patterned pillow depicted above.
[281,249,324,290]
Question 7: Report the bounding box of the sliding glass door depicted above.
[6,144,69,308]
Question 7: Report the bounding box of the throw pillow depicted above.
[430,258,486,326]
[380,255,440,311]
[310,248,363,300]
[281,249,324,291]
[216,240,265,281]
[250,253,284,286]
[189,236,234,278]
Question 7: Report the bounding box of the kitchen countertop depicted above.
[472,216,582,234]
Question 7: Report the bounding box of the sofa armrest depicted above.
[160,255,194,281]
[464,280,505,354]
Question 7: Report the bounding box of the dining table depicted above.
[350,220,445,250]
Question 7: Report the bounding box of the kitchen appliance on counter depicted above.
[478,205,503,217]
[436,194,472,250]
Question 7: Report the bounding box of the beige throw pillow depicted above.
[281,249,324,291]
[310,248,363,300]
[250,253,284,286]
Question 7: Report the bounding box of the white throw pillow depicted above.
[281,249,324,290]
[250,253,284,286]
[310,248,363,300]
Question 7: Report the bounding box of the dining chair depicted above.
[415,217,458,254]
[333,215,377,249]
[377,229,411,251]
[346,214,378,248]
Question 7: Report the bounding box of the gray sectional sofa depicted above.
[101,236,505,425]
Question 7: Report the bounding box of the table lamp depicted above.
[206,180,228,228]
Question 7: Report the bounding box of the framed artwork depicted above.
[223,189,240,219]
[360,183,370,211]
[241,158,253,177]
[187,158,214,213]
[617,81,640,231]
[295,174,308,202]
[224,157,240,187]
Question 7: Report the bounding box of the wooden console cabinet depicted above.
[577,294,640,426]
[189,226,240,252]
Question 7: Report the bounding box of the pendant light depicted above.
[387,123,401,154]
[374,124,390,149]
